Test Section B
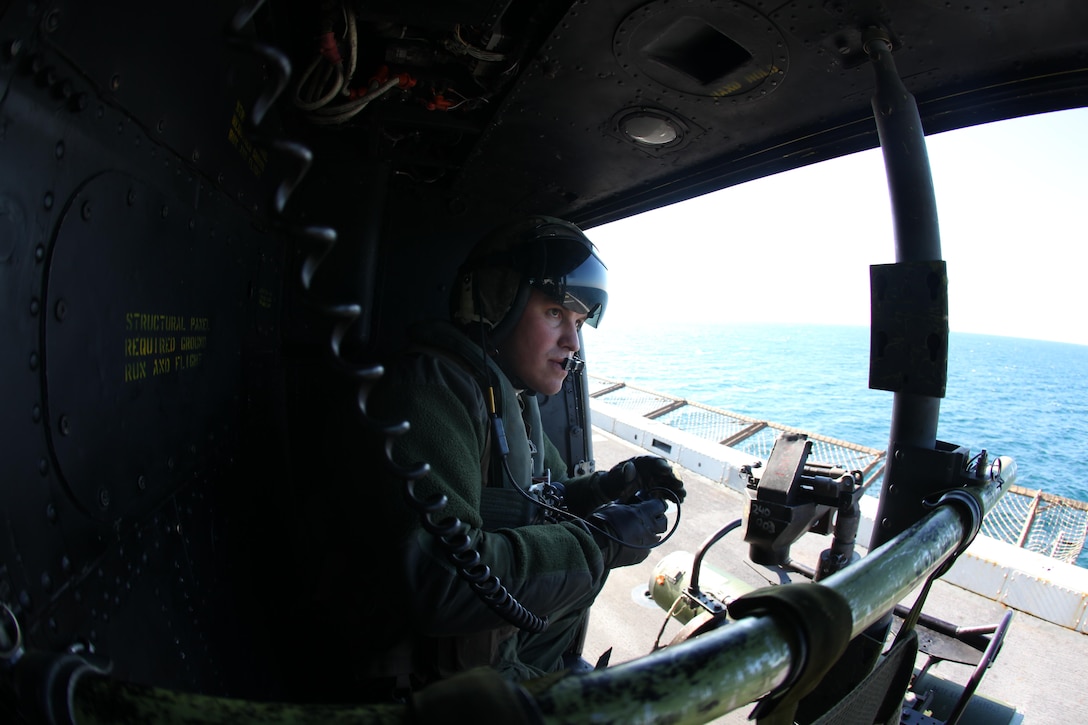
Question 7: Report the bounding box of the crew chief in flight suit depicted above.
[362,216,687,695]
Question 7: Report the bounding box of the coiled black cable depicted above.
[230,3,548,635]
[227,1,291,129]
[405,480,549,633]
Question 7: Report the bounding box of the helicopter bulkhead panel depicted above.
[0,0,295,697]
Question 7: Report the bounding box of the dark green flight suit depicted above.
[361,320,617,689]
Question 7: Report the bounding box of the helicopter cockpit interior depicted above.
[2,0,1085,721]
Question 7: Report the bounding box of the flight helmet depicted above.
[452,216,608,343]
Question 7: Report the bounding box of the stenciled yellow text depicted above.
[123,312,209,383]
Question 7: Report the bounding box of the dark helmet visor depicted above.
[530,241,608,327]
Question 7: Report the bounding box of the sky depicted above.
[586,107,1088,347]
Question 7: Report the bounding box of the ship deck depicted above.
[582,428,1088,724]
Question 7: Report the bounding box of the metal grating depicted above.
[981,487,1088,565]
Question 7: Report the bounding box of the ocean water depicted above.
[584,322,1088,506]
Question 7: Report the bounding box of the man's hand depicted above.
[598,456,686,504]
[589,498,668,568]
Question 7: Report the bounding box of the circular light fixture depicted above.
[621,114,680,146]
[614,108,690,150]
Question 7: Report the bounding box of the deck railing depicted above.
[981,486,1088,565]
[588,375,1088,566]
[588,375,887,491]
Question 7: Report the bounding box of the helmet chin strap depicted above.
[487,277,532,346]
[492,341,535,396]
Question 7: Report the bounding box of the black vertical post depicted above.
[865,29,948,550]
[796,30,952,722]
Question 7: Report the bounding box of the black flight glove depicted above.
[597,456,686,504]
[589,498,668,569]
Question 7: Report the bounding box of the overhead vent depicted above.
[614,0,787,101]
[643,17,752,86]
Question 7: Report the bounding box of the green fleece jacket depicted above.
[363,320,615,683]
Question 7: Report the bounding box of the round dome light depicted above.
[621,114,679,145]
